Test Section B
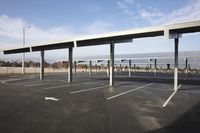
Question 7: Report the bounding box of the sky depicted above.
[1,0,200,62]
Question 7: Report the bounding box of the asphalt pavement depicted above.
[0,72,199,133]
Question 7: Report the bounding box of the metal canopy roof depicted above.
[166,20,200,34]
[3,20,200,54]
[76,20,200,46]
[76,26,164,47]
[31,41,74,51]
[3,41,74,54]
[3,47,31,54]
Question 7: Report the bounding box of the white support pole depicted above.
[89,60,92,76]
[74,61,77,75]
[110,42,115,86]
[40,50,44,80]
[154,59,157,77]
[68,47,73,82]
[129,59,131,77]
[107,60,110,77]
[174,38,179,91]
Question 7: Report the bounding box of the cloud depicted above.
[139,9,163,19]
[0,14,115,61]
[123,0,135,4]
[117,0,200,26]
[0,15,25,39]
[0,15,114,49]
[140,0,200,25]
[83,20,113,34]
[117,1,134,16]
[0,15,74,49]
[117,0,141,23]
[160,0,200,24]
[87,4,101,12]
[27,25,74,43]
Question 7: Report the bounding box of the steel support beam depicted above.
[110,43,115,86]
[22,53,25,74]
[40,50,44,80]
[185,58,188,79]
[89,60,92,76]
[174,38,179,91]
[185,58,188,69]
[129,59,131,77]
[74,61,77,75]
[154,59,157,77]
[68,47,73,82]
[107,60,110,77]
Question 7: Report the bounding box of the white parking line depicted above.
[44,97,59,101]
[82,81,107,85]
[22,80,57,84]
[70,85,108,94]
[162,84,182,108]
[70,82,130,94]
[43,84,80,90]
[20,80,106,87]
[25,81,65,87]
[107,83,154,100]
[0,78,24,84]
[0,76,36,84]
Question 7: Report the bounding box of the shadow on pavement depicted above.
[144,102,200,133]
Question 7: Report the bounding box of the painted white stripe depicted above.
[0,76,35,84]
[0,78,23,84]
[162,84,182,108]
[115,82,131,86]
[82,81,107,85]
[70,82,129,94]
[107,83,154,100]
[21,80,61,85]
[43,84,80,90]
[44,97,59,101]
[25,81,65,87]
[70,85,108,94]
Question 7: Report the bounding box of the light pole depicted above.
[22,25,31,74]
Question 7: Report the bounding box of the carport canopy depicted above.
[2,20,200,87]
[3,20,200,54]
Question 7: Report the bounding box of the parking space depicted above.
[0,73,200,133]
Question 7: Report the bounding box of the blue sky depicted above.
[1,0,200,62]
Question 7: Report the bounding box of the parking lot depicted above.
[0,72,200,133]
